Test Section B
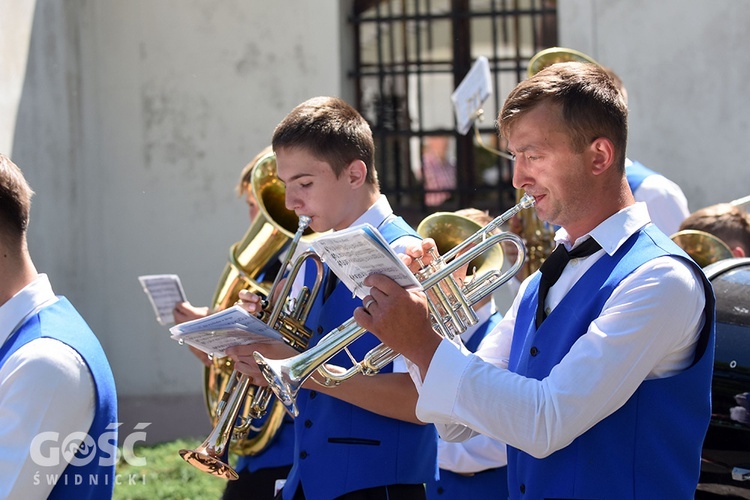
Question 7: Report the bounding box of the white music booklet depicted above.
[311,223,422,300]
[138,274,187,326]
[169,305,284,358]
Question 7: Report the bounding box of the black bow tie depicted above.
[535,237,602,327]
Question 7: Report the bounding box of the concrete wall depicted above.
[559,0,750,211]
[6,0,348,442]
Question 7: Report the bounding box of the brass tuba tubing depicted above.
[254,194,535,417]
[180,215,322,478]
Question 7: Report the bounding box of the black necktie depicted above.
[535,237,602,327]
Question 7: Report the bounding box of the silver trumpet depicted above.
[254,194,536,416]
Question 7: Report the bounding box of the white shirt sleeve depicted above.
[416,256,705,458]
[438,434,507,473]
[0,338,96,498]
[633,175,690,236]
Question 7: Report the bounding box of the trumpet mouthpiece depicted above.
[519,193,536,209]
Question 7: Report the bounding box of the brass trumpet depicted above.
[254,194,536,417]
[179,215,324,479]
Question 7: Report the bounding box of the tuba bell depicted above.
[671,230,734,268]
[198,150,316,465]
[527,46,599,78]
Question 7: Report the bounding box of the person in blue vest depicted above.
[172,145,293,500]
[227,96,438,499]
[357,62,715,498]
[425,208,509,500]
[0,154,118,498]
[604,68,690,236]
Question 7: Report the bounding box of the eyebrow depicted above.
[282,172,313,183]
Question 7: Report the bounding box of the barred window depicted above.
[351,0,557,224]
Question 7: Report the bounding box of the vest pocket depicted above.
[327,437,381,446]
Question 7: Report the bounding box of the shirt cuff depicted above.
[416,338,472,423]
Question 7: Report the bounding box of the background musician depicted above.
[424,208,509,500]
[173,145,293,500]
[678,202,750,258]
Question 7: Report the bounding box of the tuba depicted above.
[253,194,536,416]
[193,151,317,471]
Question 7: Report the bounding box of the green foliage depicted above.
[114,439,227,500]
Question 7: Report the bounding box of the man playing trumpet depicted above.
[355,62,715,498]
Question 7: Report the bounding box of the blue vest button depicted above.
[519,483,526,493]
[310,391,317,399]
[300,451,308,459]
[530,346,539,356]
[317,326,324,334]
[304,419,313,428]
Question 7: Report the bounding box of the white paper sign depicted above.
[451,56,492,135]
[138,274,187,326]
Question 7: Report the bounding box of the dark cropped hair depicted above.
[0,154,34,242]
[272,96,378,186]
[499,62,628,172]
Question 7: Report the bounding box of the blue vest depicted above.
[233,414,294,473]
[626,160,657,193]
[283,217,439,500]
[506,225,715,499]
[427,313,509,500]
[0,298,118,499]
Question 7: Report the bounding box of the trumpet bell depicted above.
[671,229,734,268]
[417,212,504,277]
[179,449,239,481]
[527,47,598,78]
[254,352,301,416]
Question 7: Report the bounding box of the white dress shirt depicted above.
[0,274,96,499]
[412,203,706,459]
[437,301,508,473]
[627,158,690,236]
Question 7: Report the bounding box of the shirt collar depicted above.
[0,274,58,345]
[554,202,652,257]
[348,194,394,230]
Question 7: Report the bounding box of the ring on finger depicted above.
[364,298,376,311]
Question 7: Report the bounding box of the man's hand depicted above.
[354,273,441,379]
[399,238,439,273]
[173,301,209,324]
[236,289,264,315]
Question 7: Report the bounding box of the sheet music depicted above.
[311,223,421,300]
[451,56,492,135]
[169,305,284,358]
[138,274,187,326]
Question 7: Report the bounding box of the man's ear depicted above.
[346,159,368,189]
[589,137,615,176]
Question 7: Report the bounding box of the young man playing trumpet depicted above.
[227,96,437,500]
